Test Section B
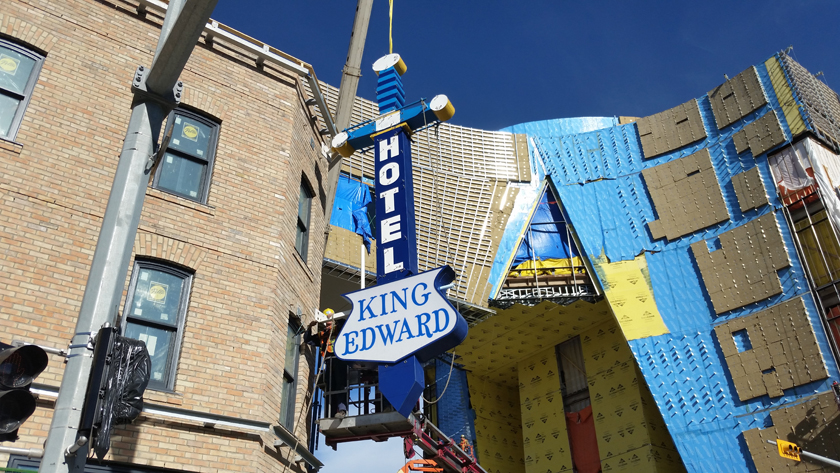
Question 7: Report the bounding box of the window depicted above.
[295,177,314,261]
[280,316,301,430]
[0,39,44,141]
[121,260,192,391]
[153,108,219,203]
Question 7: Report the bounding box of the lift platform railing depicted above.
[319,357,393,418]
[407,415,487,473]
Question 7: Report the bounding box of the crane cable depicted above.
[422,351,456,405]
[389,0,394,54]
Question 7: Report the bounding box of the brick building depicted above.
[1,0,333,471]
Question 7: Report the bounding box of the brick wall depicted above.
[0,0,328,471]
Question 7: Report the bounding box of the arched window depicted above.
[0,38,44,141]
[121,260,193,391]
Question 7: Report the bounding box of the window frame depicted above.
[121,259,193,392]
[295,176,315,262]
[152,108,220,204]
[280,316,302,430]
[0,38,44,142]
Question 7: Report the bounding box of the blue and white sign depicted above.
[335,266,468,364]
[330,53,459,417]
[374,126,418,285]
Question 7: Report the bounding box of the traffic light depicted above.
[0,342,48,442]
[777,439,802,461]
[79,327,150,459]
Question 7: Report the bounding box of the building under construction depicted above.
[0,1,839,472]
[321,51,840,473]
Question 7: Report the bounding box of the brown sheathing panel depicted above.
[744,391,840,472]
[691,212,791,314]
[514,134,533,182]
[618,116,639,125]
[642,149,729,241]
[713,297,829,401]
[732,166,769,213]
[732,110,787,156]
[708,66,768,129]
[780,52,840,151]
[324,225,376,274]
[636,99,707,158]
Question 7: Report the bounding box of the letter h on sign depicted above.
[375,127,418,285]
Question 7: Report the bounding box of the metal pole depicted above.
[39,1,217,471]
[323,0,374,226]
[40,97,168,473]
[766,440,840,468]
[0,446,44,458]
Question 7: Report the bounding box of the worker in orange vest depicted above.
[459,435,474,459]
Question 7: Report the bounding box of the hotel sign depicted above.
[335,266,468,364]
[374,125,418,284]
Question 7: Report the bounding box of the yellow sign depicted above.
[182,123,199,141]
[148,282,168,304]
[595,254,670,340]
[777,440,801,461]
[0,55,19,75]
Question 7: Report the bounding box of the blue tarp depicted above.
[329,174,373,252]
[512,187,577,266]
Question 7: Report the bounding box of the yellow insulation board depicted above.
[582,321,651,459]
[581,320,685,471]
[518,348,574,473]
[765,56,807,137]
[468,373,525,473]
[510,257,585,277]
[595,254,669,340]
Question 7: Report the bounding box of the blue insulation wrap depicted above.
[501,116,617,136]
[512,187,578,266]
[488,117,618,297]
[434,359,478,462]
[329,174,373,251]
[508,56,840,473]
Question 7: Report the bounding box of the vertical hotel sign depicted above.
[374,125,418,283]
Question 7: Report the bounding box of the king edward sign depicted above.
[335,266,468,364]
[331,52,463,416]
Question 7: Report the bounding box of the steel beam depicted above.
[147,0,220,95]
[323,0,374,226]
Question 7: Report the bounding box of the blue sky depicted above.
[212,1,840,132]
[209,2,840,471]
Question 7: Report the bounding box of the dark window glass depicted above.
[280,317,301,430]
[153,109,219,203]
[122,261,192,391]
[295,178,314,262]
[0,39,44,141]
